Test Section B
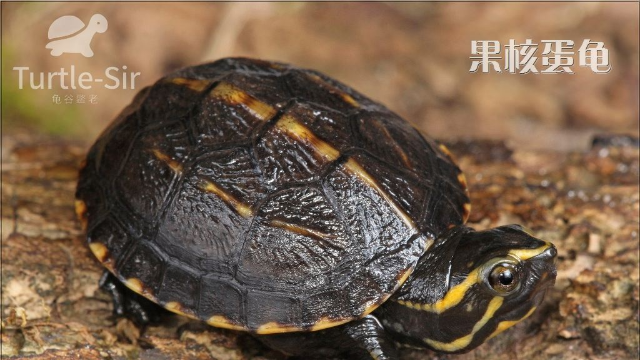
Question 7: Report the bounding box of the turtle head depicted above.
[381,225,556,353]
[89,14,108,34]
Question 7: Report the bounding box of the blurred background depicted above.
[2,2,638,151]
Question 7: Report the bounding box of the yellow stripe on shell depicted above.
[207,315,246,331]
[75,199,88,230]
[488,306,536,340]
[275,115,417,234]
[438,144,453,158]
[89,242,109,264]
[275,115,341,162]
[270,220,335,242]
[151,300,201,321]
[306,74,360,108]
[396,267,413,285]
[164,301,183,313]
[340,93,360,108]
[125,278,146,295]
[151,149,183,173]
[424,296,504,352]
[309,317,353,332]
[256,322,304,334]
[462,203,471,223]
[371,119,412,168]
[210,82,277,121]
[457,173,468,190]
[344,159,417,231]
[508,242,552,260]
[198,180,254,218]
[169,77,211,92]
[164,301,195,317]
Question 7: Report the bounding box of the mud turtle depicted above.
[76,58,557,359]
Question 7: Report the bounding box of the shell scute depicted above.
[118,243,165,297]
[198,276,243,325]
[157,264,200,312]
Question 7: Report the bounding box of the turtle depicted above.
[75,57,557,359]
[46,13,108,57]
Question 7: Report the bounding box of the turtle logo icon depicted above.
[45,14,108,57]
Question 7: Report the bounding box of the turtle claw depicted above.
[99,271,166,326]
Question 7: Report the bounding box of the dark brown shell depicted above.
[76,58,470,334]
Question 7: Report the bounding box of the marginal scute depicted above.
[462,203,472,223]
[438,143,453,159]
[165,301,184,313]
[125,278,147,296]
[457,173,468,191]
[207,315,246,331]
[256,322,304,335]
[89,242,109,263]
[309,317,352,331]
[86,218,131,265]
[396,266,413,285]
[163,301,198,319]
[75,199,88,230]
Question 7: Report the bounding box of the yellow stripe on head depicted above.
[488,306,536,340]
[397,266,481,314]
[508,242,551,260]
[397,241,548,314]
[424,296,504,352]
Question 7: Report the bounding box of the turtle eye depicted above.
[489,263,519,294]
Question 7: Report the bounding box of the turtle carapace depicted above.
[76,57,557,359]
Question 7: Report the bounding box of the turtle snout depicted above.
[533,244,557,289]
[539,244,557,263]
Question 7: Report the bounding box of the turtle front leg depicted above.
[99,271,167,325]
[257,315,399,360]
